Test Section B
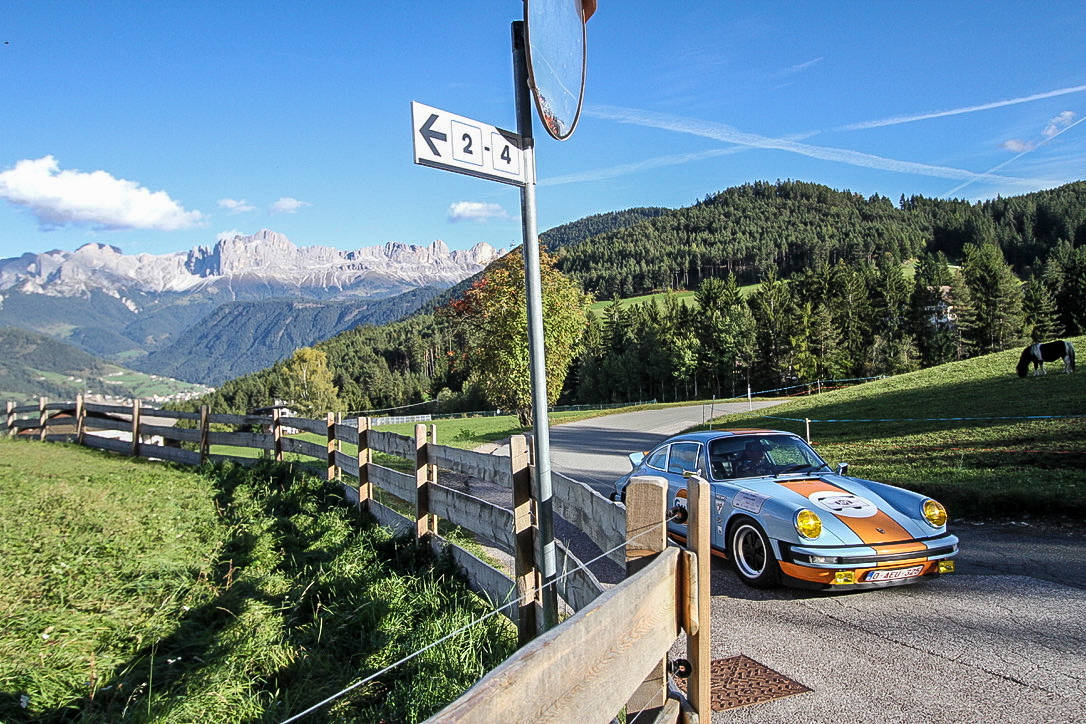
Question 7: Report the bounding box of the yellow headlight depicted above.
[922,499,948,527]
[795,509,822,539]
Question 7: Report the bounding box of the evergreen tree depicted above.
[961,243,1026,354]
[1022,276,1063,342]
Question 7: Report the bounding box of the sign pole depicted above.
[512,18,558,631]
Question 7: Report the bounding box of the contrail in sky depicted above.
[837,83,1086,131]
[942,114,1086,198]
[588,105,1050,186]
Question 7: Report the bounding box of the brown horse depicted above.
[1016,340,1076,377]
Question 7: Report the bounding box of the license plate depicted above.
[866,564,923,582]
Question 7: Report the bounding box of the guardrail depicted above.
[4,395,711,721]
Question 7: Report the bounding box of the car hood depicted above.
[739,473,934,545]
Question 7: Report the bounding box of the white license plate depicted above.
[866,564,923,582]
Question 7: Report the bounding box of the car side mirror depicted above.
[836,462,849,476]
[629,451,645,467]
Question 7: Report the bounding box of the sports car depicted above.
[611,429,958,590]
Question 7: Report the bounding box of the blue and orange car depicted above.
[611,430,958,590]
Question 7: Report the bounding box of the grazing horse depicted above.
[1016,339,1076,378]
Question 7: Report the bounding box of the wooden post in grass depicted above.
[686,473,712,721]
[75,394,85,445]
[5,401,13,437]
[356,416,372,511]
[130,399,140,456]
[511,433,541,644]
[38,397,48,441]
[273,407,284,462]
[415,423,432,539]
[326,412,336,481]
[624,475,668,715]
[199,404,209,463]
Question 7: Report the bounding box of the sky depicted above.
[2,1,1085,260]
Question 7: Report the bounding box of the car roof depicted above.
[658,429,798,445]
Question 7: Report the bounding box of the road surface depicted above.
[537,403,1086,722]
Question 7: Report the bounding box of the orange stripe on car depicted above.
[776,479,911,544]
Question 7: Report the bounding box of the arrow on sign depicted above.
[419,114,446,156]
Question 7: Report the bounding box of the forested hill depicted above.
[177,178,1086,418]
[554,179,1086,298]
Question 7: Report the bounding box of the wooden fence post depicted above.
[624,475,668,716]
[356,416,371,511]
[5,401,13,437]
[326,412,336,481]
[199,405,209,463]
[415,423,432,540]
[686,474,712,722]
[75,394,85,445]
[511,434,541,644]
[39,397,48,442]
[130,399,141,457]
[273,407,284,462]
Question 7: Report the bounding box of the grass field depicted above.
[0,443,515,723]
[709,336,1086,520]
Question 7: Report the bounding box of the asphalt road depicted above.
[538,403,1086,722]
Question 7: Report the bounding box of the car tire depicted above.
[728,518,779,588]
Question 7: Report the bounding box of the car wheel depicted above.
[729,519,779,588]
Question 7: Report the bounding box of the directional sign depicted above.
[411,101,529,187]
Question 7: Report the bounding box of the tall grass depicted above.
[0,441,515,723]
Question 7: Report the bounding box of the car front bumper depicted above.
[776,533,959,590]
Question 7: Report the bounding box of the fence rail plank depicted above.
[427,444,510,485]
[552,473,626,565]
[334,449,360,478]
[369,429,414,458]
[208,430,276,451]
[429,485,515,550]
[82,416,133,433]
[83,434,133,455]
[140,423,201,443]
[83,402,129,415]
[275,436,324,459]
[429,548,681,724]
[369,463,414,501]
[280,416,327,435]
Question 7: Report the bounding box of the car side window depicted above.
[668,442,701,476]
[645,446,668,471]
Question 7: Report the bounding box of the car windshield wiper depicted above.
[776,464,827,475]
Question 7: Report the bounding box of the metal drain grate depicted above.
[676,654,812,711]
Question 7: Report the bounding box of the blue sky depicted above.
[2,1,1084,259]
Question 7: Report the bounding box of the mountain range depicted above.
[0,230,504,386]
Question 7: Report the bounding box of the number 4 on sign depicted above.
[411,101,529,187]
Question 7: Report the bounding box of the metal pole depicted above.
[512,19,558,630]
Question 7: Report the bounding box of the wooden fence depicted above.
[4,396,709,722]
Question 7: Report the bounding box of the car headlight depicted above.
[922,499,948,527]
[794,509,822,539]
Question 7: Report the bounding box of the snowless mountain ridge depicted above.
[0,229,505,302]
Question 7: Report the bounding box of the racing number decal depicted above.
[809,491,878,518]
[776,479,911,544]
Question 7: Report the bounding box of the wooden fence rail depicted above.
[3,396,709,722]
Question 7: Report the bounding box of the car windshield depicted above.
[706,434,830,480]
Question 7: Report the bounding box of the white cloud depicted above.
[1003,139,1035,153]
[219,198,255,213]
[1043,110,1075,139]
[0,156,204,230]
[217,229,244,242]
[269,197,311,214]
[447,201,509,223]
